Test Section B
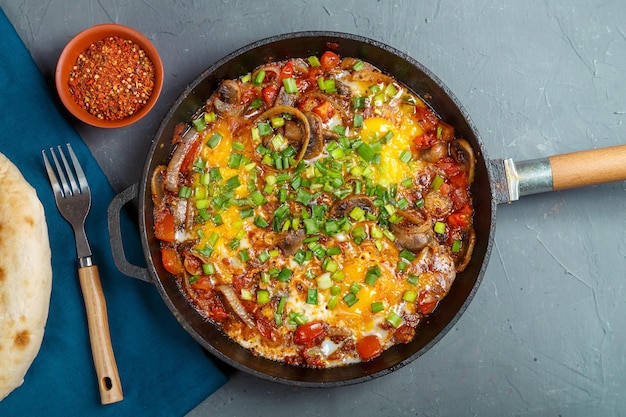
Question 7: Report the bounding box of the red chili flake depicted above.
[68,36,155,121]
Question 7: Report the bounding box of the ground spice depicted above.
[68,36,155,121]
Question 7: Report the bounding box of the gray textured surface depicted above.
[3,1,626,415]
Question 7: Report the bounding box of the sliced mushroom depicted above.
[214,79,243,116]
[329,195,377,219]
[303,111,325,159]
[450,138,475,184]
[421,142,448,163]
[424,191,453,218]
[277,229,305,256]
[256,105,310,167]
[275,86,297,107]
[389,211,432,251]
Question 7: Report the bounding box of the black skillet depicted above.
[108,31,626,387]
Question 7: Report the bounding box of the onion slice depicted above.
[217,285,255,329]
[165,127,200,192]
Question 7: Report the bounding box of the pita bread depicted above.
[0,152,52,401]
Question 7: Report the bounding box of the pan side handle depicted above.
[549,144,626,191]
[505,144,626,201]
[107,183,152,283]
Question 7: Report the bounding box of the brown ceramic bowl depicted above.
[55,24,164,128]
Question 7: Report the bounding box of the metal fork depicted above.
[43,144,123,405]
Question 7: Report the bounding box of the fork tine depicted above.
[49,147,73,196]
[66,144,89,192]
[57,145,81,195]
[42,150,64,198]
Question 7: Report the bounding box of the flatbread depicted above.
[0,152,52,401]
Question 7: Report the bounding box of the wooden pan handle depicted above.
[549,144,626,191]
[78,265,124,404]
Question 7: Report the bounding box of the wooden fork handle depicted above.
[78,265,124,404]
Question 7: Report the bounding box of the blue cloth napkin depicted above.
[0,8,228,416]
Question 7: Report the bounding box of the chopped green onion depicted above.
[384,83,398,97]
[371,301,384,313]
[352,60,365,71]
[249,190,267,206]
[283,77,298,94]
[254,215,269,228]
[436,124,443,139]
[257,250,270,263]
[364,265,382,286]
[386,312,403,328]
[206,132,222,148]
[227,153,242,168]
[343,293,359,307]
[349,206,365,221]
[308,55,321,67]
[293,249,307,265]
[202,263,215,275]
[250,97,263,109]
[239,207,254,219]
[257,121,272,136]
[402,290,417,303]
[327,295,339,309]
[257,290,270,304]
[239,249,251,263]
[253,70,266,85]
[352,96,366,110]
[204,111,216,123]
[178,185,192,199]
[452,239,462,253]
[225,175,241,190]
[431,174,444,191]
[399,249,417,262]
[277,267,293,282]
[407,274,419,285]
[399,150,412,164]
[349,282,362,295]
[193,116,207,131]
[303,218,320,234]
[356,142,376,162]
[353,113,364,128]
[306,288,318,305]
[326,246,341,256]
[275,296,287,325]
[434,221,446,235]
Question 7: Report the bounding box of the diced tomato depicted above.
[438,182,451,195]
[191,275,212,292]
[154,212,176,242]
[418,291,438,315]
[160,248,184,275]
[320,51,340,70]
[181,139,202,172]
[448,205,473,228]
[414,105,439,131]
[256,317,278,341]
[356,335,383,361]
[437,121,455,142]
[262,84,279,106]
[205,291,229,322]
[413,132,437,150]
[436,157,462,177]
[312,100,336,122]
[279,61,295,81]
[293,321,328,346]
[448,172,468,189]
